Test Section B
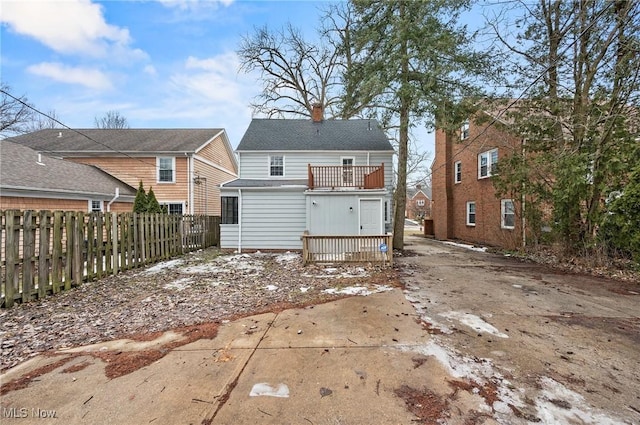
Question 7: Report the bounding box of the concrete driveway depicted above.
[400,234,639,424]
[1,235,638,424]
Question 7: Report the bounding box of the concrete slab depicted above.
[1,347,253,425]
[209,347,419,425]
[185,313,276,350]
[261,290,424,348]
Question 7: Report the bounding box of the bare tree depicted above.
[0,83,34,138]
[25,110,62,132]
[94,110,130,129]
[237,23,345,119]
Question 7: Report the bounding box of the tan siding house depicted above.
[7,129,238,215]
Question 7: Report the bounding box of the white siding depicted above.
[238,151,392,179]
[220,225,239,249]
[240,189,306,250]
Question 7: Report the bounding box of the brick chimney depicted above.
[312,103,323,122]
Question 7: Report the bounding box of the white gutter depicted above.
[238,188,243,253]
[107,187,120,212]
[187,153,194,214]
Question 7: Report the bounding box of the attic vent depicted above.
[37,153,45,166]
[57,131,62,138]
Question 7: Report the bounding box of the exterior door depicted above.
[359,199,382,235]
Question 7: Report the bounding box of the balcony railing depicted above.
[307,164,385,190]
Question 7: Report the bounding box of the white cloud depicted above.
[27,62,113,91]
[171,52,251,105]
[143,65,158,76]
[156,0,235,11]
[1,0,137,58]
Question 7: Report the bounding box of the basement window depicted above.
[466,201,476,226]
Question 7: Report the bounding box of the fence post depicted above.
[73,212,83,286]
[64,211,73,290]
[4,210,20,308]
[38,211,51,299]
[111,212,118,275]
[22,210,36,303]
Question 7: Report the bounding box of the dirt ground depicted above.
[398,234,640,424]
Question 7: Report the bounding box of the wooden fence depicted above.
[302,233,393,265]
[0,210,221,308]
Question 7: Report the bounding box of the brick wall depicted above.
[431,117,524,249]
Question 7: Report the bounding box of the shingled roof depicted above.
[0,141,136,198]
[237,119,393,151]
[7,128,226,154]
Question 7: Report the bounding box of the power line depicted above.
[0,87,179,183]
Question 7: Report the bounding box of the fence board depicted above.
[1,210,220,308]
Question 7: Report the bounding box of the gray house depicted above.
[220,107,395,251]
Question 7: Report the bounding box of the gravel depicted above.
[0,248,398,371]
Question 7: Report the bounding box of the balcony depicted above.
[307,164,385,190]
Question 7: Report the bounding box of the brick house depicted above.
[0,140,136,212]
[406,185,431,220]
[7,129,238,215]
[431,116,524,249]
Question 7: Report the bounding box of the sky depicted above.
[0,0,341,149]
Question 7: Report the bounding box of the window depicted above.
[461,120,470,140]
[89,200,103,212]
[221,197,238,224]
[478,149,498,179]
[161,202,183,215]
[417,199,425,207]
[158,157,175,183]
[466,202,476,226]
[501,199,515,229]
[269,155,284,177]
[454,161,462,183]
[342,157,354,185]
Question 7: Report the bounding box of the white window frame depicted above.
[157,157,176,183]
[341,156,355,185]
[416,199,425,207]
[501,199,515,229]
[478,149,498,179]
[461,120,470,140]
[88,200,103,213]
[160,201,185,215]
[466,201,476,226]
[454,161,462,183]
[269,155,284,177]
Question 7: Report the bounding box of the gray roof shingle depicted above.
[6,128,225,153]
[0,141,136,198]
[237,119,393,151]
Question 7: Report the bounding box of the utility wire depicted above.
[0,87,178,182]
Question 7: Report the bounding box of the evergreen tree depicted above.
[133,181,147,213]
[346,0,495,249]
[146,187,163,213]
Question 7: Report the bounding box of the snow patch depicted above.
[323,285,393,296]
[535,377,623,425]
[275,252,300,263]
[440,311,508,338]
[265,285,278,291]
[299,286,310,293]
[443,241,488,252]
[249,383,290,398]
[144,259,183,274]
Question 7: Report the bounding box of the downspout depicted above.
[107,187,120,212]
[238,189,243,253]
[187,153,194,214]
[367,151,370,166]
